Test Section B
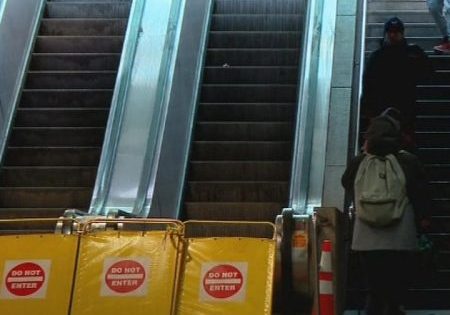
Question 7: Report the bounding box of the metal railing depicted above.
[349,0,369,159]
[89,0,146,215]
[89,0,186,216]
[289,0,339,214]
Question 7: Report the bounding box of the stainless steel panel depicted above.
[149,0,213,218]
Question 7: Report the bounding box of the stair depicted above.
[183,0,305,221]
[0,0,132,218]
[353,0,450,309]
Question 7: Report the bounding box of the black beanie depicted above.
[365,115,401,156]
[384,17,404,34]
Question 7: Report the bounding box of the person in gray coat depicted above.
[342,114,430,315]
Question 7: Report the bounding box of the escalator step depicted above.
[419,148,450,163]
[209,31,302,48]
[191,141,292,161]
[430,216,450,233]
[198,103,296,122]
[25,71,117,89]
[9,127,105,146]
[194,122,293,141]
[201,84,297,103]
[417,116,450,131]
[417,100,450,115]
[211,14,303,32]
[30,53,121,71]
[3,147,101,166]
[425,164,450,180]
[15,108,109,128]
[186,181,289,202]
[417,132,450,147]
[203,66,298,84]
[185,202,283,221]
[418,85,450,99]
[367,11,434,23]
[206,48,299,66]
[35,36,124,53]
[189,161,290,181]
[46,2,131,19]
[40,19,128,36]
[0,167,97,187]
[214,0,304,14]
[0,187,93,208]
[429,55,450,70]
[20,89,113,108]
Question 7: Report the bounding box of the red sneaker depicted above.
[434,42,450,54]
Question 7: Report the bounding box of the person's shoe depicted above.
[434,42,450,54]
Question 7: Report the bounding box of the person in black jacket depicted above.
[361,17,432,149]
[342,113,430,315]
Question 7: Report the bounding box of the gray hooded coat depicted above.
[342,116,429,251]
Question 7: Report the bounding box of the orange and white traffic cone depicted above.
[318,240,334,315]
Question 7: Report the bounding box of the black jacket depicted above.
[361,40,432,122]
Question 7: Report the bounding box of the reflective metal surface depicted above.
[0,0,7,23]
[89,0,186,216]
[134,0,186,217]
[148,0,213,219]
[275,214,313,298]
[0,0,44,164]
[89,0,146,215]
[349,0,367,158]
[289,0,338,214]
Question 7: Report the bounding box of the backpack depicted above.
[354,153,409,227]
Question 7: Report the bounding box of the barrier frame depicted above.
[72,218,184,315]
[176,220,277,315]
[0,218,80,315]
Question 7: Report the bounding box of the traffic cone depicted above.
[318,240,334,315]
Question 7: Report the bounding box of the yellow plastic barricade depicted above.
[0,218,79,315]
[71,219,183,315]
[176,221,276,315]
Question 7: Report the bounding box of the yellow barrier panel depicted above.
[71,219,183,315]
[0,219,79,315]
[176,221,276,315]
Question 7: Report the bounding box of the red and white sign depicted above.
[101,257,150,297]
[200,262,248,302]
[0,260,51,299]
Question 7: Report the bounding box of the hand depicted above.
[420,219,431,232]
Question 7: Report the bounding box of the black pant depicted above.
[359,251,412,315]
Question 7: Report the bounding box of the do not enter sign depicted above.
[1,260,51,299]
[101,258,150,297]
[200,262,248,302]
[105,260,145,293]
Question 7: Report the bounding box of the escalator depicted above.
[0,0,132,219]
[184,0,305,222]
[348,0,450,308]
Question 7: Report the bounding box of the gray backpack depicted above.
[354,153,408,227]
